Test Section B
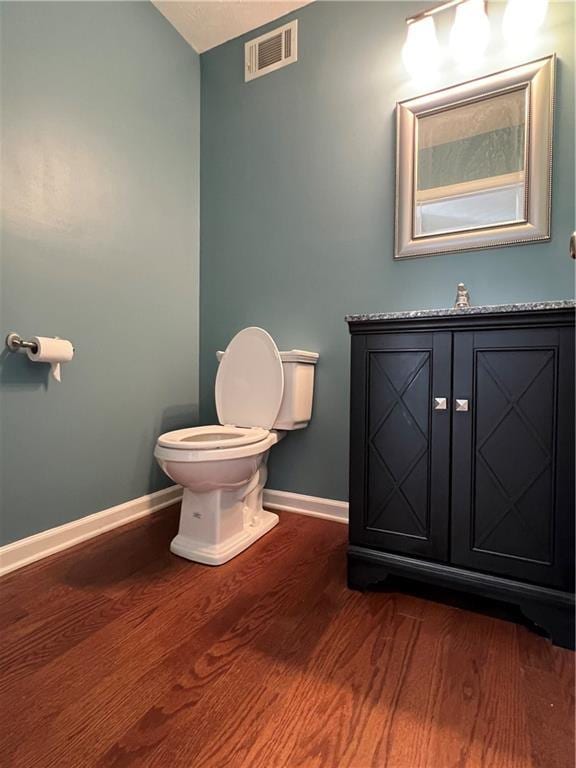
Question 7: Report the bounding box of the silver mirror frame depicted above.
[395,55,555,259]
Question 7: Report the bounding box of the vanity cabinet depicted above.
[347,304,575,648]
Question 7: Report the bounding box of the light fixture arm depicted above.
[406,0,483,26]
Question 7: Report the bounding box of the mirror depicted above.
[395,56,555,259]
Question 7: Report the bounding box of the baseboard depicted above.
[0,485,183,577]
[0,486,348,577]
[263,489,349,524]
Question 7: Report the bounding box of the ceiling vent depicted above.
[245,20,298,82]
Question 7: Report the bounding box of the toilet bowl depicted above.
[155,327,318,566]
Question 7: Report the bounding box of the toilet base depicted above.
[170,509,279,566]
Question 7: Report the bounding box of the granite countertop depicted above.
[345,300,576,323]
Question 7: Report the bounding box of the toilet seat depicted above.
[156,328,286,465]
[215,327,284,429]
[157,328,285,460]
[157,425,269,451]
[155,429,281,464]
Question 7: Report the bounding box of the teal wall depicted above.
[200,1,575,502]
[0,2,200,544]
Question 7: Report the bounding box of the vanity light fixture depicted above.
[403,0,490,76]
[503,0,549,51]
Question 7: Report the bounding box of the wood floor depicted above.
[0,506,573,768]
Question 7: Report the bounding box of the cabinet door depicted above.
[451,328,574,588]
[349,332,452,560]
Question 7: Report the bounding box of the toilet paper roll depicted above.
[27,336,74,382]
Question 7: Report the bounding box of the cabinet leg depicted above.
[519,601,575,650]
[348,556,390,591]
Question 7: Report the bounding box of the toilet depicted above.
[154,327,318,565]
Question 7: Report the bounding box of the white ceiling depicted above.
[153,0,313,54]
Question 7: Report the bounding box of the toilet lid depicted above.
[215,327,284,429]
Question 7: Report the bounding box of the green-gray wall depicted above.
[0,2,200,544]
[200,1,575,502]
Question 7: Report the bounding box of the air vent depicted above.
[245,20,298,82]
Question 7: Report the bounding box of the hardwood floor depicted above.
[0,506,573,768]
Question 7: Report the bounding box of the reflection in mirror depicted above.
[414,88,528,237]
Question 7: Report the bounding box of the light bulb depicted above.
[402,16,442,81]
[449,0,490,68]
[503,0,548,50]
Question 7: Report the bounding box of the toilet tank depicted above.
[274,349,319,430]
[216,348,319,431]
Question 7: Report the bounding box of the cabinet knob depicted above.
[434,397,447,410]
[455,399,469,412]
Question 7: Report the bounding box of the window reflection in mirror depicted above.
[414,88,528,237]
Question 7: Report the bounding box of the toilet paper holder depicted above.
[5,333,76,354]
[5,333,39,353]
[6,333,76,354]
[6,332,75,383]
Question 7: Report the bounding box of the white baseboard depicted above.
[0,486,348,578]
[263,489,349,524]
[0,485,183,577]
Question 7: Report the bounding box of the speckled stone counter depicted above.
[345,300,575,324]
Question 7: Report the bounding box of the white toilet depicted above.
[155,327,318,565]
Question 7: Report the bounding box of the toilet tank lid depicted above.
[216,349,318,364]
[278,349,319,364]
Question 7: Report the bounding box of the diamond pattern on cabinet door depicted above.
[367,351,430,538]
[473,349,555,563]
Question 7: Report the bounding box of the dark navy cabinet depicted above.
[347,305,575,648]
